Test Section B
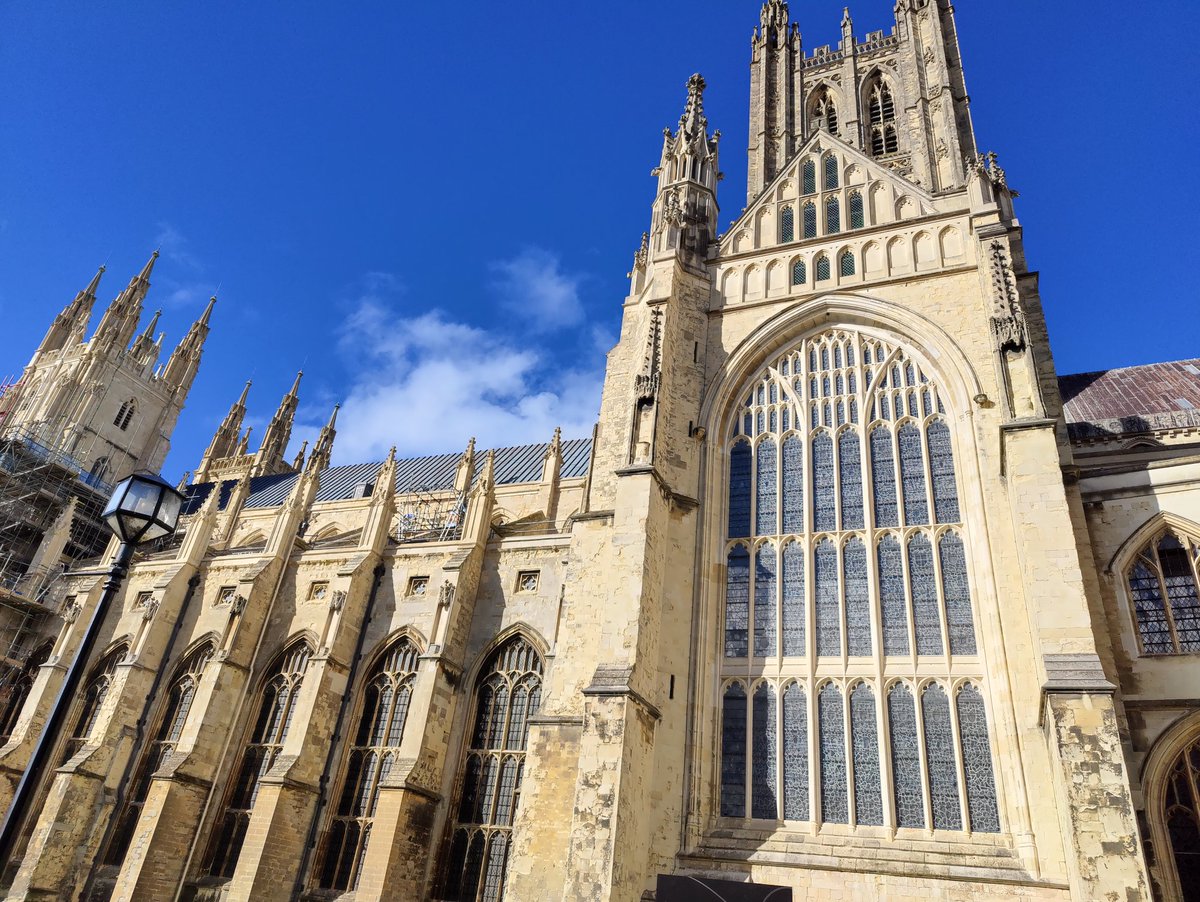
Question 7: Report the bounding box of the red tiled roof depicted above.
[1058,359,1200,438]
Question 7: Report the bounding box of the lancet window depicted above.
[802,202,817,239]
[780,206,795,243]
[1127,529,1200,656]
[868,80,899,157]
[104,643,212,867]
[114,399,136,431]
[204,641,312,878]
[316,637,421,891]
[802,160,817,196]
[441,636,542,902]
[791,260,806,286]
[721,329,998,834]
[1162,730,1200,898]
[62,643,127,763]
[811,90,838,136]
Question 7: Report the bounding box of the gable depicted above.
[719,132,936,259]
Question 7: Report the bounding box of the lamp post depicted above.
[0,472,184,874]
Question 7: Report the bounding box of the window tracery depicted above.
[316,638,420,891]
[63,643,127,763]
[1127,529,1200,656]
[205,641,311,878]
[442,636,542,901]
[0,642,50,746]
[811,91,838,136]
[719,329,995,835]
[868,80,899,157]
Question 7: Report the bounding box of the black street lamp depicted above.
[0,472,184,875]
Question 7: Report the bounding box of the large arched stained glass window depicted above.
[1127,529,1200,656]
[719,328,997,835]
[441,636,542,902]
[105,643,212,868]
[316,637,421,891]
[205,641,312,878]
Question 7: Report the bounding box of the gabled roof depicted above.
[181,436,593,515]
[719,130,935,256]
[1059,359,1200,440]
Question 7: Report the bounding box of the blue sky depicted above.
[2,0,1198,479]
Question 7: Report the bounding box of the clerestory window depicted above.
[868,81,899,157]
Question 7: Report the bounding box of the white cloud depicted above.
[325,293,603,465]
[489,248,585,331]
[154,221,202,270]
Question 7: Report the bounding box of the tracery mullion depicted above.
[946,681,973,834]
[1154,540,1183,652]
[913,680,935,832]
[931,528,954,667]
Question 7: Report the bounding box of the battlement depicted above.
[803,26,899,68]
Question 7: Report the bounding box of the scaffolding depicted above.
[393,488,466,544]
[0,425,114,697]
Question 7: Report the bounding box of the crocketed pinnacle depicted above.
[677,73,709,144]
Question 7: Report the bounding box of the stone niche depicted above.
[656,874,793,902]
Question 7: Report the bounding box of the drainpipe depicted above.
[291,561,387,899]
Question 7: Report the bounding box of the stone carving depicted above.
[439,580,456,608]
[635,308,664,404]
[330,590,347,612]
[141,599,159,622]
[662,189,685,227]
[633,232,649,269]
[987,241,1027,353]
[61,599,82,624]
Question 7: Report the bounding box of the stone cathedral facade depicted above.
[2,2,1200,901]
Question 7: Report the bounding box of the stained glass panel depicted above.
[839,252,855,277]
[927,422,960,524]
[726,546,751,658]
[1161,538,1200,652]
[956,685,1000,833]
[721,684,748,817]
[839,432,864,530]
[909,534,943,656]
[728,441,752,539]
[782,684,809,820]
[878,536,909,656]
[870,429,898,528]
[819,683,848,824]
[752,683,779,819]
[851,684,883,826]
[1129,559,1173,654]
[803,203,817,239]
[756,439,779,536]
[826,196,841,234]
[803,160,816,195]
[844,539,871,656]
[939,533,977,655]
[824,155,839,190]
[781,206,795,243]
[899,424,929,525]
[922,684,962,830]
[815,540,841,657]
[888,684,925,828]
[782,542,805,656]
[816,255,831,281]
[782,436,804,534]
[850,192,865,229]
[755,544,778,658]
[792,259,806,286]
[813,433,836,532]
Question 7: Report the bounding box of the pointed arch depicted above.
[807,85,840,136]
[62,641,129,763]
[1141,710,1200,901]
[0,641,51,745]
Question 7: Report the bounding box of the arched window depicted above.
[839,251,856,278]
[815,255,831,282]
[780,206,795,243]
[824,155,839,191]
[316,637,420,891]
[104,643,212,867]
[440,636,542,902]
[204,641,312,878]
[88,457,109,484]
[114,399,136,431]
[791,259,806,286]
[825,196,841,234]
[1160,729,1200,898]
[719,330,997,834]
[62,643,127,763]
[849,192,865,230]
[802,202,817,239]
[868,80,899,157]
[810,90,838,135]
[1128,529,1200,656]
[802,160,817,195]
[0,642,50,745]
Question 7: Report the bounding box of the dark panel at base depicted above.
[657,874,793,902]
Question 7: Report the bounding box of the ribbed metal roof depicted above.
[183,436,592,514]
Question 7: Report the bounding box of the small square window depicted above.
[308,581,330,602]
[134,591,154,610]
[407,576,429,597]
[217,585,238,607]
[517,571,540,594]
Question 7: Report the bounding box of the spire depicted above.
[841,6,854,46]
[306,403,339,474]
[92,251,157,351]
[130,308,163,361]
[254,371,302,476]
[161,295,215,392]
[291,439,308,471]
[194,379,252,482]
[677,74,709,146]
[37,265,104,355]
[747,1,802,202]
[454,436,477,493]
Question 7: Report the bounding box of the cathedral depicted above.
[0,1,1198,900]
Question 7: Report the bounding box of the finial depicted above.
[325,403,340,430]
[199,295,216,325]
[676,73,710,145]
[289,370,303,396]
[84,265,106,296]
[237,379,252,406]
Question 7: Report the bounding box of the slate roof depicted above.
[183,437,592,514]
[1059,359,1200,440]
